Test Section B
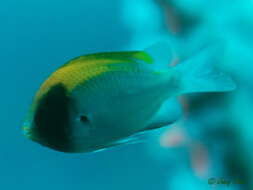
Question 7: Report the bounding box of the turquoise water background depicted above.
[2,0,253,190]
[1,1,171,190]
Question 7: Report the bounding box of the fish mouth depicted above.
[22,121,32,137]
[22,123,38,143]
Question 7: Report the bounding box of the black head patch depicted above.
[32,83,73,152]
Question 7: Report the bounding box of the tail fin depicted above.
[172,46,236,94]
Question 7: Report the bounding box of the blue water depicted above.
[1,1,170,190]
[3,0,253,189]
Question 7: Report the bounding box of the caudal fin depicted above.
[172,46,236,94]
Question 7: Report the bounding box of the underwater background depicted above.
[2,0,253,189]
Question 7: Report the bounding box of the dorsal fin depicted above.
[62,51,153,68]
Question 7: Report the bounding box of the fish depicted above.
[22,43,236,153]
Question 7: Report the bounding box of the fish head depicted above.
[22,82,106,153]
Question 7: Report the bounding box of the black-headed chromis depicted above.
[22,43,236,153]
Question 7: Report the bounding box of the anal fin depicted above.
[142,97,182,131]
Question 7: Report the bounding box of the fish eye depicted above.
[79,115,89,123]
